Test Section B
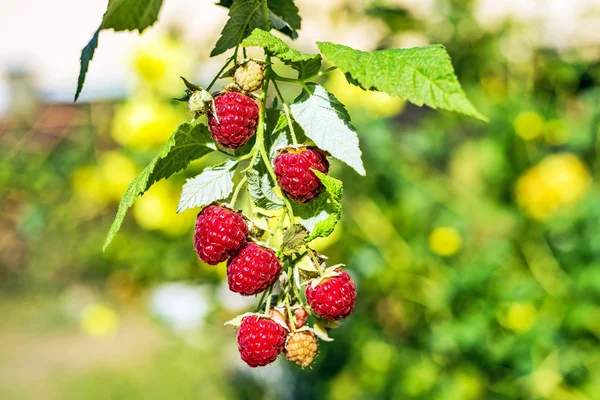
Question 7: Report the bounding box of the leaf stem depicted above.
[302,66,337,82]
[270,73,301,84]
[261,0,270,31]
[285,294,295,331]
[230,175,247,208]
[207,56,234,91]
[272,80,298,145]
[264,284,273,315]
[255,288,269,312]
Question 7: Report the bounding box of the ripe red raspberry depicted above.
[274,147,329,203]
[285,330,318,368]
[194,205,248,265]
[237,315,287,367]
[305,270,356,320]
[227,243,282,296]
[208,92,259,149]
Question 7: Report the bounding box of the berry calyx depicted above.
[227,242,282,296]
[285,330,318,368]
[233,60,265,93]
[194,205,249,265]
[305,270,356,320]
[274,147,329,203]
[208,92,259,149]
[237,315,287,367]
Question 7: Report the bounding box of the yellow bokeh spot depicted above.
[515,153,591,221]
[72,165,109,206]
[111,98,182,151]
[131,34,191,92]
[326,72,405,118]
[429,227,462,257]
[97,151,139,203]
[504,302,537,334]
[133,180,193,236]
[514,111,544,140]
[80,304,119,338]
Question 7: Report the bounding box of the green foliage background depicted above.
[1,0,600,399]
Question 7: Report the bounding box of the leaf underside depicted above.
[177,159,239,213]
[290,84,365,175]
[317,41,487,121]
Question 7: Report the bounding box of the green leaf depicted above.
[280,224,309,255]
[211,0,263,57]
[317,42,487,121]
[103,123,215,250]
[216,0,300,40]
[177,160,238,213]
[241,29,321,78]
[290,84,365,175]
[293,171,343,241]
[267,0,301,38]
[75,0,164,101]
[74,28,100,102]
[246,157,284,211]
[101,0,164,31]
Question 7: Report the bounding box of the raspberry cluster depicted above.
[184,62,356,369]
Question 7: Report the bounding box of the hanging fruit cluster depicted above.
[177,59,357,368]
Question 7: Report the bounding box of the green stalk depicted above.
[207,56,234,91]
[261,0,270,30]
[272,80,298,145]
[229,175,247,208]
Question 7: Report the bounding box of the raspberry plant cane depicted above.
[74,0,486,369]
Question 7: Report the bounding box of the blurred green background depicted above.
[2,0,600,399]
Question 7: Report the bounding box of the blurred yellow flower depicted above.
[133,179,194,236]
[326,72,405,118]
[72,165,109,206]
[131,34,191,92]
[97,151,139,203]
[515,153,591,221]
[504,302,537,334]
[80,304,119,338]
[514,111,544,140]
[111,98,182,151]
[429,227,462,257]
[72,151,138,210]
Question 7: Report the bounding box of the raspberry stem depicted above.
[207,56,234,91]
[285,295,295,331]
[272,80,298,145]
[230,175,247,208]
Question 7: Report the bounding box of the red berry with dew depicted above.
[305,270,356,320]
[274,147,329,203]
[237,315,287,367]
[208,92,259,149]
[227,242,282,296]
[194,205,248,265]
